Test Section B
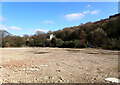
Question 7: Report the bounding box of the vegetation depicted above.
[0,13,120,50]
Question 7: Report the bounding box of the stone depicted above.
[44,76,49,80]
[79,66,83,69]
[105,78,120,83]
[56,69,61,72]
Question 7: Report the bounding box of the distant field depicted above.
[0,47,119,83]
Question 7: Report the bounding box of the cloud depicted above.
[65,13,85,21]
[43,20,54,24]
[0,25,22,31]
[9,26,22,30]
[35,29,49,33]
[83,10,100,14]
[83,10,90,14]
[65,10,100,21]
[0,25,8,30]
[91,10,100,14]
[86,5,91,8]
[0,16,6,21]
[0,16,3,20]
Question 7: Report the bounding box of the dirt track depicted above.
[0,47,119,83]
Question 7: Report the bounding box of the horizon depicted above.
[0,2,118,36]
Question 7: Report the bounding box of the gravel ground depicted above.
[0,47,119,83]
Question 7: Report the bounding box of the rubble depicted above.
[0,47,118,83]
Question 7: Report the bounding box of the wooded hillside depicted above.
[1,13,120,50]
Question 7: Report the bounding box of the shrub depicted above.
[45,40,50,47]
[50,38,56,47]
[62,41,74,48]
[4,42,10,47]
[74,40,86,48]
[87,28,107,47]
[56,39,64,47]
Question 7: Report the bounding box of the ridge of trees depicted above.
[1,13,120,50]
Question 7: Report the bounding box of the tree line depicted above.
[1,13,120,50]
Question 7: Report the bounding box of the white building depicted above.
[47,34,55,40]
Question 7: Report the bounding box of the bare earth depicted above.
[0,47,119,83]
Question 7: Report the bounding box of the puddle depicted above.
[34,52,49,54]
[67,49,81,53]
[88,52,118,55]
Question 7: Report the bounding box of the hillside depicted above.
[52,13,120,50]
[1,13,120,50]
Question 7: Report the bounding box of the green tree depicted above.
[87,28,107,47]
[56,39,64,47]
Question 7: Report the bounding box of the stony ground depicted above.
[0,47,119,83]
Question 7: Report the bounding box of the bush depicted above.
[102,38,120,50]
[87,28,107,47]
[61,40,86,48]
[4,42,10,47]
[115,38,120,50]
[109,38,120,50]
[74,40,85,48]
[62,41,74,48]
[45,40,50,47]
[50,38,56,47]
[56,39,64,47]
[85,41,91,48]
